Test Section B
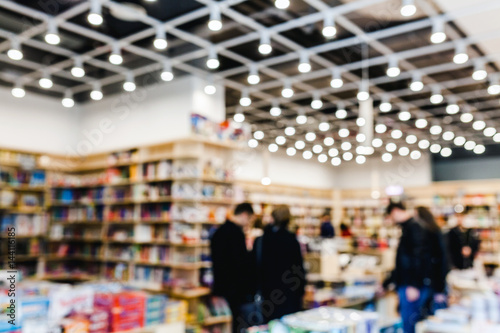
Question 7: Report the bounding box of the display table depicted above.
[115,322,185,333]
[416,321,500,333]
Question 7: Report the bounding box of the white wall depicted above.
[0,89,80,155]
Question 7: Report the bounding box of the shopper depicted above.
[447,213,480,270]
[253,205,306,323]
[320,209,335,238]
[210,203,255,333]
[384,202,434,333]
[415,207,449,313]
[339,222,352,237]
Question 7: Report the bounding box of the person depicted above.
[210,203,255,333]
[320,209,335,238]
[252,205,306,323]
[447,212,480,270]
[339,222,352,237]
[415,207,449,313]
[384,202,435,333]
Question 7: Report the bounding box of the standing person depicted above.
[320,209,335,238]
[210,203,255,333]
[253,205,306,323]
[447,212,480,270]
[415,207,449,313]
[385,202,434,333]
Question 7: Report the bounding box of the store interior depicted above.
[1,0,500,332]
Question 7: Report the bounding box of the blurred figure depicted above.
[384,202,434,333]
[210,203,255,333]
[339,222,352,237]
[447,212,480,270]
[253,205,306,322]
[320,209,335,238]
[416,207,449,313]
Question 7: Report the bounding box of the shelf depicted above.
[49,237,103,242]
[0,206,44,214]
[0,184,46,192]
[51,221,103,225]
[169,287,211,299]
[198,315,232,326]
[1,254,40,262]
[48,200,105,206]
[45,254,101,261]
[41,274,96,282]
[0,234,45,239]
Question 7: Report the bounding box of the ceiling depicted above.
[1,0,500,164]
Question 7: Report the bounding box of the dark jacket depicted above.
[447,226,480,270]
[424,226,449,293]
[210,220,253,309]
[252,226,306,322]
[320,221,335,238]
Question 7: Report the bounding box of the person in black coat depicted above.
[252,205,306,323]
[210,203,255,333]
[320,209,335,238]
[447,213,480,270]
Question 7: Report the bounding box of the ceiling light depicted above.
[453,42,468,64]
[328,148,339,157]
[474,144,486,154]
[109,45,123,65]
[206,48,220,69]
[296,114,307,124]
[391,129,403,139]
[90,83,103,101]
[331,157,341,166]
[248,139,258,148]
[464,141,476,150]
[399,147,410,156]
[298,52,311,73]
[258,32,272,55]
[281,81,294,98]
[11,83,25,98]
[399,110,411,121]
[39,73,53,89]
[484,127,497,137]
[275,0,290,9]
[343,152,353,161]
[254,131,264,140]
[303,150,313,160]
[233,111,245,123]
[339,128,350,138]
[410,73,424,92]
[261,177,271,186]
[62,91,74,108]
[440,147,452,157]
[446,102,460,115]
[361,146,373,156]
[442,131,454,141]
[335,105,347,119]
[382,153,393,162]
[270,103,281,117]
[375,123,387,134]
[418,139,430,149]
[355,155,366,164]
[487,79,500,95]
[410,150,421,160]
[372,138,383,147]
[330,69,343,88]
[123,73,136,92]
[45,20,60,45]
[247,65,260,85]
[460,112,473,123]
[386,58,400,78]
[313,145,323,154]
[324,137,334,146]
[208,4,222,32]
[286,147,296,156]
[473,120,486,131]
[311,93,323,110]
[88,0,103,26]
[341,142,352,151]
[430,19,446,44]
[406,135,417,144]
[305,132,316,142]
[204,84,216,95]
[355,117,365,127]
[430,144,442,153]
[379,97,392,112]
[356,133,366,143]
[401,0,417,17]
[268,143,278,153]
[430,125,442,135]
[472,61,487,81]
[161,61,174,81]
[71,57,85,78]
[322,13,337,38]
[386,143,397,152]
[285,127,296,136]
[276,136,286,145]
[415,118,428,129]
[239,89,251,106]
[454,136,466,146]
[153,26,168,50]
[295,140,305,150]
[7,38,23,60]
[357,81,369,101]
[494,133,500,142]
[319,122,330,132]
[430,86,444,104]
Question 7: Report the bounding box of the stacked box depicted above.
[61,317,90,333]
[144,294,167,326]
[165,300,188,323]
[71,308,109,333]
[110,291,147,332]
